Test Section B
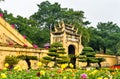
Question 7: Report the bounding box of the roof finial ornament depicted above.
[76,28,78,33]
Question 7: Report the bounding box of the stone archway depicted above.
[68,45,76,68]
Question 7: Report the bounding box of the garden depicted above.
[0,62,120,79]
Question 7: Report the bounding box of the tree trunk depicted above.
[86,62,90,67]
[25,59,31,70]
[103,47,106,54]
[70,57,76,69]
[98,62,101,68]
[53,57,57,67]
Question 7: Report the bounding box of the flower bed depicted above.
[110,64,120,69]
[0,64,120,79]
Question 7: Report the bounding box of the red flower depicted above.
[33,44,38,48]
[11,24,15,28]
[0,68,2,71]
[23,35,27,39]
[0,13,3,17]
[23,44,27,47]
[57,69,62,73]
[9,42,14,46]
[36,72,41,76]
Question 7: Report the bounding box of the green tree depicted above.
[81,27,90,46]
[0,9,48,47]
[17,55,38,69]
[97,58,105,68]
[30,1,90,45]
[97,22,120,53]
[4,55,19,69]
[78,47,98,67]
[30,1,85,30]
[88,22,120,54]
[43,42,69,67]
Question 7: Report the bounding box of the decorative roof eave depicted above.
[55,26,62,32]
[65,27,76,32]
[66,31,80,37]
[52,31,64,35]
[65,24,73,28]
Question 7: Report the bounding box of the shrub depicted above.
[4,55,19,66]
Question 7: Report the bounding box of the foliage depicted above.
[30,1,86,30]
[4,55,19,66]
[30,1,90,45]
[88,22,120,55]
[40,58,50,67]
[17,55,38,69]
[97,58,105,68]
[43,42,69,67]
[79,47,101,67]
[0,9,49,47]
[17,55,38,60]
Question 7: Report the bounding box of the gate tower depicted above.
[50,22,83,68]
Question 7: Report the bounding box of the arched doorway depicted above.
[68,45,76,68]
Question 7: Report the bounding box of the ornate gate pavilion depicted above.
[50,22,83,68]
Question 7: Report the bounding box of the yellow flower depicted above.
[97,77,102,79]
[63,76,66,79]
[14,65,21,70]
[61,64,68,70]
[69,63,73,68]
[1,73,7,78]
[90,70,98,75]
[18,68,22,71]
[3,67,7,70]
[104,77,108,79]
[40,70,45,76]
[37,62,42,67]
[4,63,9,68]
[66,69,72,72]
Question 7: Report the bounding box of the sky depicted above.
[0,0,120,27]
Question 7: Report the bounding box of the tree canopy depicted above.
[88,22,120,55]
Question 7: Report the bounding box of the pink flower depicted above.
[0,13,3,17]
[23,44,27,47]
[80,73,88,79]
[45,46,49,49]
[9,42,14,46]
[33,44,38,48]
[11,24,15,28]
[23,35,27,39]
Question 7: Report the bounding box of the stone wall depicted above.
[0,46,48,69]
[0,47,118,69]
